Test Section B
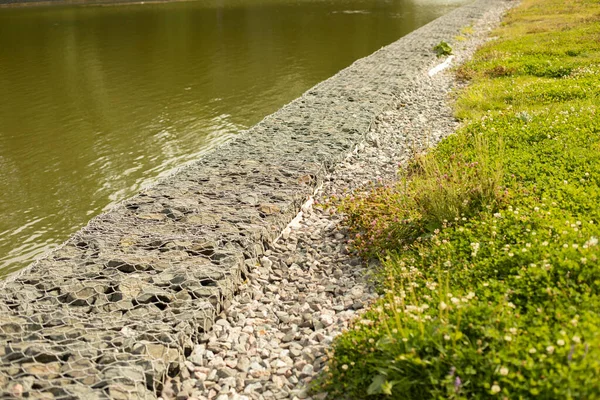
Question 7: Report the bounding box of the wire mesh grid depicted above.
[0,22,446,396]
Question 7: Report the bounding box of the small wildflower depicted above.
[529,348,537,354]
[499,367,509,376]
[454,376,462,390]
[341,364,348,370]
[467,291,476,300]
[440,301,448,310]
[491,384,501,394]
[557,339,566,346]
[547,346,555,354]
[451,297,460,304]
[509,328,517,335]
[444,334,451,341]
[568,345,575,362]
[573,336,581,343]
[504,335,512,342]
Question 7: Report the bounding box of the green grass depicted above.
[315,0,600,398]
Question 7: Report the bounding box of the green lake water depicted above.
[0,0,469,275]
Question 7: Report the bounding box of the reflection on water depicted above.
[0,0,470,275]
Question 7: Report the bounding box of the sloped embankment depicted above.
[0,1,511,398]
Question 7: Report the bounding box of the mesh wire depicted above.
[0,4,491,394]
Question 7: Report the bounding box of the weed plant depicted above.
[316,0,600,398]
[434,41,453,57]
[337,134,506,259]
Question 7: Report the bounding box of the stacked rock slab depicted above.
[0,1,504,398]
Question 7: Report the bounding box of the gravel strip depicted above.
[170,1,516,399]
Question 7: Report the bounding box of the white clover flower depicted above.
[557,339,565,346]
[499,367,509,376]
[573,336,581,343]
[342,364,349,370]
[440,301,448,310]
[444,334,451,341]
[529,348,537,354]
[547,346,555,354]
[504,335,512,342]
[581,258,587,264]
[451,297,460,304]
[491,384,501,394]
[444,260,452,267]
[507,302,516,309]
[508,252,514,257]
[542,241,549,246]
[509,328,517,335]
[494,212,502,218]
[467,291,476,300]
[572,244,579,249]
[589,237,598,247]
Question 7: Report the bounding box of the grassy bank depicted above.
[316,0,600,398]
